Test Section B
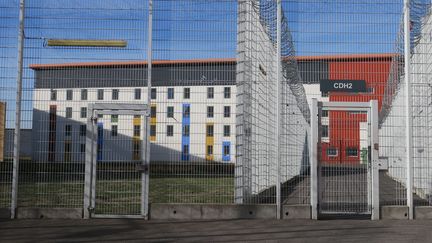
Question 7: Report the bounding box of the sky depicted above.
[0,0,421,128]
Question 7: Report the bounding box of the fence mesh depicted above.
[0,1,17,209]
[17,1,149,210]
[1,0,432,218]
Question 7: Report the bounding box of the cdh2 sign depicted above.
[320,79,367,93]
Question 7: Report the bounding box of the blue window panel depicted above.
[181,104,191,161]
[222,141,230,162]
[97,122,103,161]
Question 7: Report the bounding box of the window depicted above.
[132,140,140,160]
[66,89,73,100]
[322,125,329,137]
[224,106,231,118]
[167,106,174,118]
[183,145,189,155]
[65,124,72,136]
[167,125,174,136]
[80,107,87,118]
[80,144,86,153]
[97,113,103,118]
[183,87,190,99]
[183,125,190,137]
[223,144,230,156]
[111,125,118,137]
[112,89,119,100]
[322,110,328,117]
[134,125,140,137]
[223,125,230,137]
[167,88,174,99]
[81,89,87,100]
[80,125,86,136]
[151,106,157,118]
[151,88,157,99]
[134,88,141,100]
[183,106,190,118]
[224,87,231,98]
[346,147,358,157]
[207,106,214,118]
[207,145,213,155]
[206,124,214,137]
[65,107,72,118]
[50,90,57,101]
[150,125,156,137]
[207,87,214,99]
[111,114,118,123]
[327,148,338,157]
[64,141,71,162]
[97,89,104,100]
[322,91,329,97]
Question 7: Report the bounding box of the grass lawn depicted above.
[0,177,235,214]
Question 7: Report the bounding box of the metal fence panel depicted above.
[2,0,432,219]
[15,1,149,214]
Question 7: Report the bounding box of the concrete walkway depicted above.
[1,219,432,242]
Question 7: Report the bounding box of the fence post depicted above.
[310,99,318,220]
[11,0,26,219]
[404,0,414,220]
[142,0,153,220]
[276,0,282,220]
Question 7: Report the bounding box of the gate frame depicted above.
[310,99,379,220]
[83,103,149,219]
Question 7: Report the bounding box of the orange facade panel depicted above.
[322,60,392,164]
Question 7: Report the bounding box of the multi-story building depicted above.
[30,59,237,163]
[30,54,394,164]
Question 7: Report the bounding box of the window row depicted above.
[150,87,232,100]
[51,88,143,101]
[181,144,231,157]
[62,124,231,138]
[326,147,358,157]
[154,124,231,137]
[151,105,232,119]
[51,87,233,101]
[64,124,139,137]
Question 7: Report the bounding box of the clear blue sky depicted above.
[1,0,426,128]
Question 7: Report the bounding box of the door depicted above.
[310,100,379,219]
[84,103,149,219]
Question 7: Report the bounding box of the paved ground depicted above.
[283,170,427,207]
[1,219,432,242]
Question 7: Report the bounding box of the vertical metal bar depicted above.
[310,99,318,219]
[142,0,153,220]
[370,100,380,220]
[276,0,282,220]
[83,104,94,219]
[90,112,98,214]
[11,0,26,219]
[404,0,414,220]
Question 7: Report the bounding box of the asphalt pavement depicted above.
[1,218,432,242]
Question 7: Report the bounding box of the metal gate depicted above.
[84,103,149,219]
[311,99,379,220]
